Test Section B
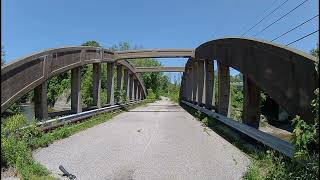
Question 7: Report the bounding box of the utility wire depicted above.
[241,0,288,37]
[286,30,319,46]
[271,15,319,42]
[253,0,310,37]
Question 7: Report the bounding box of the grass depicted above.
[180,103,319,180]
[1,101,150,180]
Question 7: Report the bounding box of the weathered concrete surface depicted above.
[33,97,250,180]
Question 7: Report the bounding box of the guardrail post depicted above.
[192,62,198,103]
[107,62,115,105]
[242,75,261,128]
[129,73,134,101]
[34,81,48,120]
[93,63,101,108]
[71,67,82,113]
[217,62,230,116]
[205,59,214,109]
[197,60,205,106]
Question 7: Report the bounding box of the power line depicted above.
[241,0,288,37]
[253,0,310,37]
[271,15,319,42]
[286,30,319,46]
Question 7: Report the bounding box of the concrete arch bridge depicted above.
[1,37,318,161]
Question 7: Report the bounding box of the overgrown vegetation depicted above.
[1,101,149,179]
[243,46,319,179]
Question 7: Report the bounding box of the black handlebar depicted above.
[59,165,77,180]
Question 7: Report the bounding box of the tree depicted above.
[81,41,101,47]
[1,46,5,66]
[311,44,319,59]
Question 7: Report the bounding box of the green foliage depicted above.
[244,150,319,180]
[47,72,71,107]
[1,45,5,66]
[230,84,243,121]
[81,40,101,47]
[290,48,319,178]
[81,64,94,106]
[1,102,146,179]
[115,90,127,103]
[311,44,319,59]
[146,88,159,103]
[194,110,206,120]
[201,117,209,126]
[1,114,51,179]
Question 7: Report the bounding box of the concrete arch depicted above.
[1,46,146,112]
[193,37,318,121]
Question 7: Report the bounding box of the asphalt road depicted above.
[33,97,250,180]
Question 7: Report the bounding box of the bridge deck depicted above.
[33,98,250,179]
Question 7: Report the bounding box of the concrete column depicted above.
[107,62,115,105]
[192,62,198,103]
[129,73,134,101]
[217,62,230,116]
[183,71,188,101]
[205,59,214,109]
[132,78,136,101]
[71,67,82,113]
[116,65,123,92]
[187,67,193,101]
[197,60,205,105]
[181,72,187,100]
[138,86,141,100]
[93,63,101,108]
[134,79,139,100]
[140,87,143,100]
[213,64,216,107]
[123,68,129,102]
[34,81,48,120]
[242,75,261,129]
[228,90,232,118]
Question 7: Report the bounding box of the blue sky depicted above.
[2,0,319,80]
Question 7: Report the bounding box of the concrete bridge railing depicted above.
[180,37,318,128]
[1,47,195,121]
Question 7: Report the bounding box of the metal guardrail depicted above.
[21,100,144,131]
[181,100,295,158]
